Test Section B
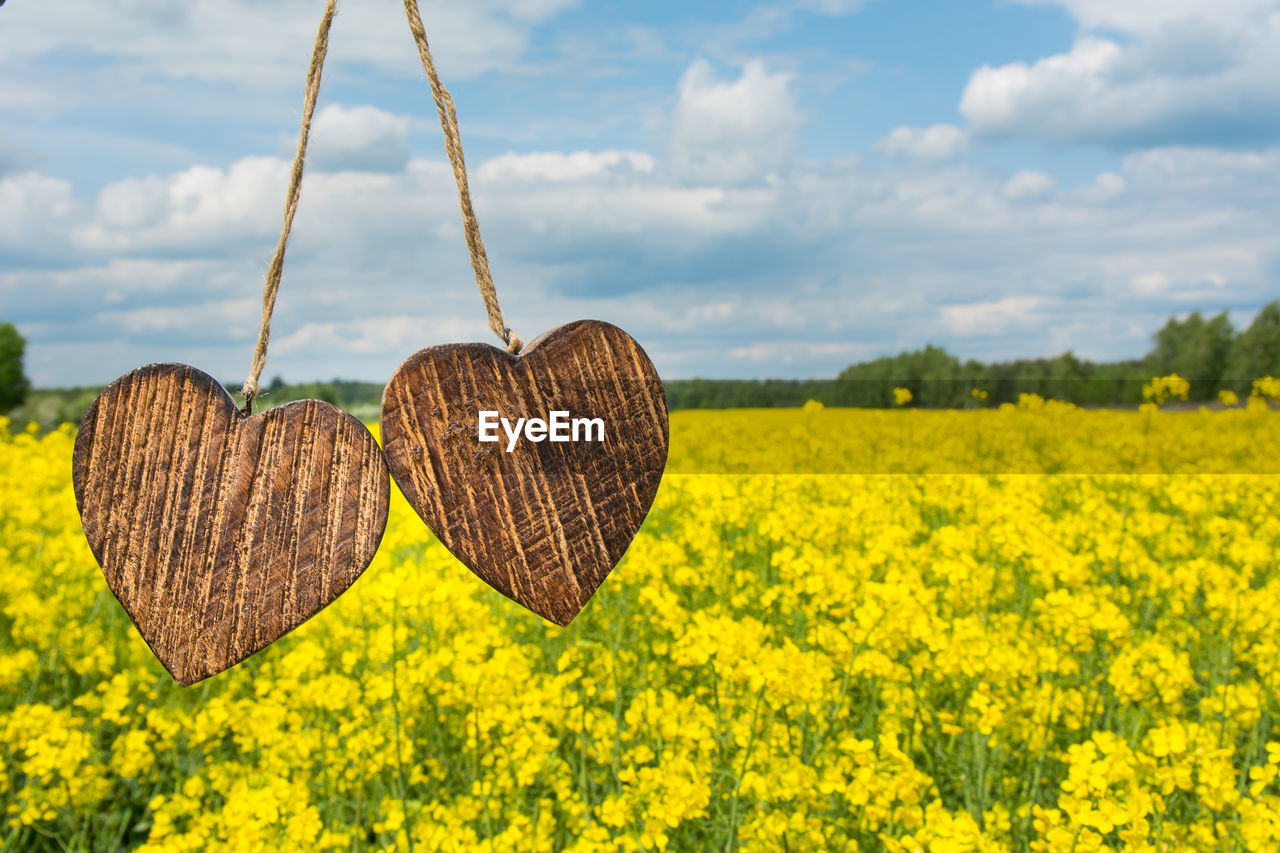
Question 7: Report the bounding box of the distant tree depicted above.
[659,303,1270,410]
[1015,360,1049,398]
[0,322,31,412]
[330,379,385,409]
[1085,360,1148,406]
[1146,310,1234,399]
[306,382,338,405]
[1046,351,1084,402]
[836,345,976,407]
[1225,301,1280,388]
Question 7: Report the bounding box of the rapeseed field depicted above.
[2,395,1279,851]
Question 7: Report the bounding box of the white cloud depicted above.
[0,172,78,255]
[476,150,655,182]
[0,0,576,101]
[1011,0,1277,34]
[7,0,1280,389]
[97,298,258,338]
[668,59,801,185]
[729,340,874,363]
[1063,171,1126,204]
[272,316,454,357]
[78,158,287,253]
[6,39,1280,386]
[959,4,1280,147]
[477,174,778,245]
[1001,170,1057,201]
[308,105,412,174]
[960,37,1123,138]
[1130,270,1233,301]
[877,124,969,159]
[1120,146,1280,197]
[1130,271,1171,296]
[942,297,1043,336]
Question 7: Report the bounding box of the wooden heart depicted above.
[380,320,669,625]
[73,363,390,686]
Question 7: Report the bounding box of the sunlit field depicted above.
[3,397,1280,851]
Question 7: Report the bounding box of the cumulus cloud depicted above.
[8,1,1280,390]
[1120,146,1280,200]
[0,172,79,260]
[1011,0,1277,34]
[1001,170,1057,201]
[0,0,577,100]
[668,59,801,185]
[97,298,259,339]
[1063,172,1126,204]
[728,340,875,364]
[476,150,655,182]
[942,297,1042,336]
[308,105,412,174]
[77,158,288,253]
[9,132,1278,385]
[1130,272,1171,296]
[960,3,1280,147]
[877,124,969,159]
[1129,270,1232,302]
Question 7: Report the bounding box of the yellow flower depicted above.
[1251,375,1280,400]
[1142,373,1190,404]
[1,404,1276,850]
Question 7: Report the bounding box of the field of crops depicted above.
[3,399,1280,851]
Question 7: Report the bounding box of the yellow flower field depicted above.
[2,401,1279,851]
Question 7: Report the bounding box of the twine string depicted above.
[402,0,523,355]
[240,0,337,415]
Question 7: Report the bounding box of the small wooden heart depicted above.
[73,363,390,686]
[380,320,669,625]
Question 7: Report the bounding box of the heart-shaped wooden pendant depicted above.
[380,320,669,625]
[73,363,390,686]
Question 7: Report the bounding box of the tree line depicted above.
[666,301,1280,409]
[4,302,1279,428]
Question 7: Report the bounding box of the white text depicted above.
[478,410,605,452]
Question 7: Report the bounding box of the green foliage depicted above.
[1145,310,1235,399]
[1225,302,1280,390]
[7,388,102,433]
[833,345,985,408]
[675,303,1280,409]
[0,322,31,412]
[244,377,385,420]
[662,378,836,409]
[982,353,1151,407]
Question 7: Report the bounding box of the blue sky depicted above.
[2,0,1278,386]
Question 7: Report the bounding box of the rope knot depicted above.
[240,379,260,416]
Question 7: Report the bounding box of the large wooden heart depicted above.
[73,363,390,686]
[380,320,668,625]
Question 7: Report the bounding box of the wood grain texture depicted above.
[380,320,669,626]
[73,363,390,686]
